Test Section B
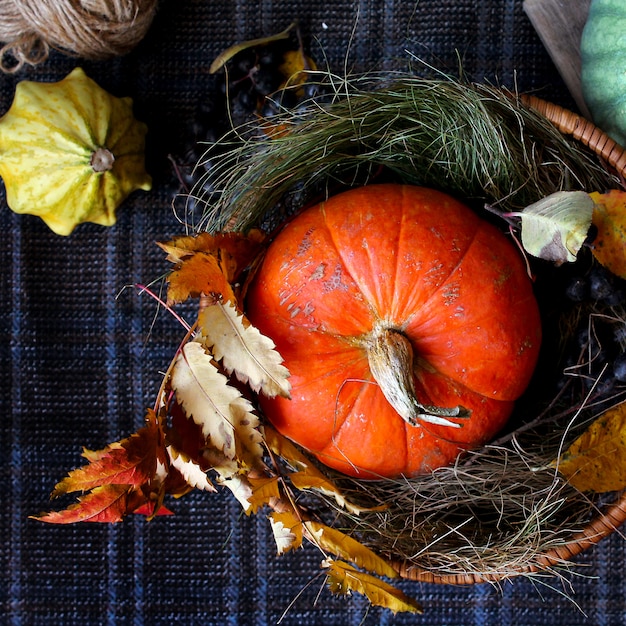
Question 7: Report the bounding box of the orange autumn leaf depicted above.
[159,230,265,281]
[133,502,175,517]
[166,252,236,305]
[33,409,189,523]
[159,230,265,305]
[35,484,140,524]
[590,189,626,278]
[51,410,166,497]
[209,230,265,282]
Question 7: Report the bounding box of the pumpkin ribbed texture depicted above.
[247,185,541,478]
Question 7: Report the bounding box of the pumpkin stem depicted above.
[365,326,470,428]
[90,147,115,172]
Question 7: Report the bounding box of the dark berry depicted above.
[234,49,256,76]
[575,326,591,350]
[302,80,323,100]
[614,324,626,348]
[565,276,587,302]
[258,48,280,67]
[603,288,626,307]
[260,98,280,119]
[594,377,616,399]
[589,267,615,302]
[237,86,258,112]
[254,67,283,96]
[584,222,598,246]
[277,88,298,108]
[613,352,626,383]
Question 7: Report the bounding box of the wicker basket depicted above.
[394,96,626,585]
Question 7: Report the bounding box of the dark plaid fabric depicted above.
[2,0,625,624]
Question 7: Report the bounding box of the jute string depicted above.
[0,0,158,72]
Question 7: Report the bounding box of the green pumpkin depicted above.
[581,0,626,147]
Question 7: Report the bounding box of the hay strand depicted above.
[185,72,616,234]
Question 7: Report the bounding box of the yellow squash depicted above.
[0,67,152,235]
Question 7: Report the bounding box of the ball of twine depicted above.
[0,0,158,73]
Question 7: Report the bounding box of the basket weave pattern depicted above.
[395,97,626,585]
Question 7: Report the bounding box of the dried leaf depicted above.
[290,467,380,516]
[35,485,137,524]
[264,426,373,514]
[324,560,422,615]
[199,301,291,399]
[269,509,304,554]
[590,189,626,279]
[51,410,164,497]
[520,191,594,263]
[209,22,297,73]
[247,475,282,513]
[165,252,236,306]
[278,49,316,89]
[264,424,310,471]
[158,231,264,281]
[171,341,264,475]
[219,474,255,513]
[133,502,174,517]
[167,400,210,462]
[199,302,290,397]
[305,520,399,579]
[166,445,216,492]
[556,402,626,492]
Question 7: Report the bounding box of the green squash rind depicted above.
[581,0,626,148]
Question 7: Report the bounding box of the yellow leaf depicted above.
[590,189,626,279]
[304,520,398,579]
[247,475,282,513]
[199,301,291,399]
[264,426,379,514]
[290,467,384,516]
[556,402,626,492]
[269,509,303,554]
[264,425,310,471]
[324,560,422,615]
[278,49,317,90]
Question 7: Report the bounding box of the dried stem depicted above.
[364,325,469,427]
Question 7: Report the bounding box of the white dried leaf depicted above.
[170,341,264,475]
[520,191,594,264]
[166,445,216,492]
[199,301,291,399]
[218,474,254,513]
[269,510,303,554]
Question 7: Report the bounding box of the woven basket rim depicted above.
[394,96,626,585]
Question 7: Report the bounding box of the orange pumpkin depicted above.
[247,184,541,478]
